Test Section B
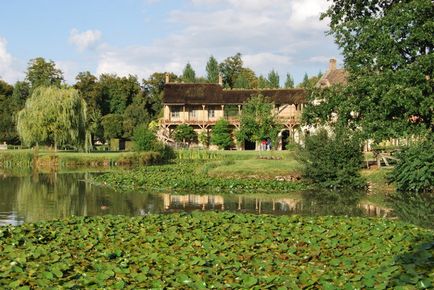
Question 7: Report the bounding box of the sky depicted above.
[0,0,341,85]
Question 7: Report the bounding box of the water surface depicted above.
[0,171,398,226]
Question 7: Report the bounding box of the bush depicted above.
[211,118,233,149]
[173,124,197,144]
[389,139,434,193]
[133,124,175,163]
[133,124,157,151]
[298,128,365,189]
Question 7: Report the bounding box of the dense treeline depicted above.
[0,54,314,147]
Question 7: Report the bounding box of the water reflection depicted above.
[0,172,396,226]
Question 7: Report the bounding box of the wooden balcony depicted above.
[161,115,300,127]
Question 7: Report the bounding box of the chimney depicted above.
[165,73,170,84]
[218,74,223,86]
[329,59,337,71]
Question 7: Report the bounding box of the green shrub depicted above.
[173,124,197,144]
[298,128,365,189]
[133,124,157,151]
[211,118,233,149]
[389,139,434,193]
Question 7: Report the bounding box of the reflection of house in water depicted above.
[358,202,393,218]
[162,194,302,214]
[163,194,225,210]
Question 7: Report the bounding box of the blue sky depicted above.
[0,0,341,85]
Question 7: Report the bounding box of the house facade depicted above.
[159,80,307,150]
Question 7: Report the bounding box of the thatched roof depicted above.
[163,83,307,105]
[316,59,348,88]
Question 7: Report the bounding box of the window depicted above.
[171,107,180,118]
[190,110,197,119]
[208,109,215,119]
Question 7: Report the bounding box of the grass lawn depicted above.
[207,158,302,179]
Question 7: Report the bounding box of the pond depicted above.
[0,170,402,226]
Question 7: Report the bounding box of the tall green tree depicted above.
[101,114,124,141]
[74,72,104,144]
[0,80,15,143]
[321,0,434,141]
[211,118,233,149]
[234,68,257,89]
[99,74,140,116]
[26,57,63,90]
[17,87,87,150]
[236,95,281,145]
[284,73,295,88]
[206,56,219,83]
[268,70,280,88]
[219,53,243,88]
[143,72,179,120]
[258,75,270,89]
[182,63,196,83]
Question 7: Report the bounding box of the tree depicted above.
[133,123,157,151]
[143,72,178,119]
[284,73,295,88]
[206,56,219,83]
[101,114,124,141]
[17,87,87,150]
[268,70,280,88]
[99,74,140,116]
[258,75,270,89]
[182,63,196,83]
[237,95,281,146]
[219,53,243,88]
[234,68,257,89]
[173,124,197,145]
[298,128,366,189]
[297,73,321,89]
[211,118,233,149]
[0,80,15,143]
[26,57,63,90]
[321,0,434,141]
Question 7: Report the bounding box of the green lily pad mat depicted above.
[1,212,433,289]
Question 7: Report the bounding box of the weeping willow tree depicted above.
[17,86,87,151]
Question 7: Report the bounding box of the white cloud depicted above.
[0,37,24,83]
[93,0,338,83]
[69,28,102,52]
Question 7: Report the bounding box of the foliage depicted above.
[173,124,197,144]
[206,56,219,83]
[284,73,295,88]
[17,87,87,150]
[0,213,433,289]
[99,74,141,116]
[94,161,306,193]
[198,130,209,147]
[233,68,257,89]
[101,114,124,140]
[210,119,233,149]
[267,69,280,88]
[26,57,63,90]
[0,80,16,143]
[182,63,196,83]
[258,75,270,89]
[237,94,281,145]
[298,128,366,189]
[133,124,157,151]
[389,139,434,193]
[297,73,321,89]
[321,0,434,141]
[219,53,243,88]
